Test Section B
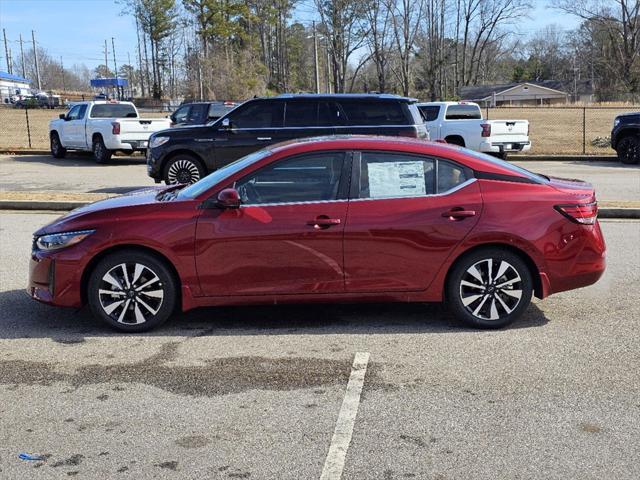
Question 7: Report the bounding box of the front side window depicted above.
[172,105,189,123]
[76,105,87,120]
[234,152,345,205]
[359,152,435,199]
[66,105,81,120]
[230,101,284,129]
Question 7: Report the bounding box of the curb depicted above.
[0,149,51,155]
[1,200,638,219]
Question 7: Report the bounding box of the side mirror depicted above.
[216,188,241,209]
[221,117,231,129]
[59,113,67,120]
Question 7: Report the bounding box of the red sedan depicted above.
[28,137,606,332]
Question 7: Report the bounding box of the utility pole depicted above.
[112,37,119,99]
[312,22,319,94]
[3,28,11,74]
[60,56,66,92]
[135,16,145,97]
[127,51,132,98]
[32,30,41,90]
[19,34,26,78]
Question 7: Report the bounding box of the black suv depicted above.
[611,112,640,164]
[147,94,428,183]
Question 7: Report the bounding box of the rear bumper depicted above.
[480,141,531,153]
[104,137,150,151]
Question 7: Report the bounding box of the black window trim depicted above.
[232,150,352,207]
[350,150,476,201]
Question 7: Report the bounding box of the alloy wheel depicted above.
[98,262,164,325]
[167,159,201,184]
[459,258,523,321]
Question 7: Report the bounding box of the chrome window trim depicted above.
[240,199,349,208]
[226,124,419,131]
[349,177,477,203]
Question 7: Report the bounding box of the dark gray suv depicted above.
[147,94,429,184]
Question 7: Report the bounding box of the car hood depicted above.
[35,186,181,236]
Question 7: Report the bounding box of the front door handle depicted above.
[257,137,272,141]
[442,207,476,220]
[306,216,341,230]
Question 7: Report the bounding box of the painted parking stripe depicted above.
[320,352,370,480]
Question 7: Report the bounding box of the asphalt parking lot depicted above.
[0,212,638,479]
[1,154,639,203]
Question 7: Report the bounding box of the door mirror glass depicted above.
[221,117,231,129]
[216,188,241,209]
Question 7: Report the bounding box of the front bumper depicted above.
[28,250,84,308]
[146,147,164,182]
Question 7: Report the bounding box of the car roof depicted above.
[267,135,529,177]
[272,93,418,102]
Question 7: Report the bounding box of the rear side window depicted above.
[437,160,470,193]
[338,100,407,126]
[230,101,284,128]
[90,103,138,118]
[358,152,436,199]
[418,105,440,122]
[285,101,318,127]
[445,104,481,120]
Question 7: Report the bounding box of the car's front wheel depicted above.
[164,155,205,184]
[446,248,533,329]
[50,132,66,158]
[87,250,177,332]
[616,136,640,164]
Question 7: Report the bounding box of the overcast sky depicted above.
[0,0,582,74]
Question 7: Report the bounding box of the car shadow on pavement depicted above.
[7,154,146,167]
[0,289,550,341]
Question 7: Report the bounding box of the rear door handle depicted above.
[442,208,476,219]
[257,137,272,141]
[306,216,341,230]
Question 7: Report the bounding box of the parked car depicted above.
[49,101,172,163]
[169,101,237,127]
[611,112,640,164]
[417,101,530,159]
[147,93,429,184]
[29,136,605,333]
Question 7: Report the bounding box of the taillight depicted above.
[554,202,598,225]
[481,123,491,137]
[397,129,418,138]
[111,122,120,135]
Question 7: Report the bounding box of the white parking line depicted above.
[320,352,370,480]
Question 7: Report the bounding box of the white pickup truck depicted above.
[417,101,530,159]
[49,101,171,163]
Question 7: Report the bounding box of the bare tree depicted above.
[364,0,393,92]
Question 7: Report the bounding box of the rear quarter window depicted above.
[338,100,408,126]
[418,105,440,122]
[90,104,138,118]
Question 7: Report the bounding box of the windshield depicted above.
[177,148,274,199]
[462,149,549,184]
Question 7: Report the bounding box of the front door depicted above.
[213,100,286,169]
[195,151,349,296]
[344,151,482,292]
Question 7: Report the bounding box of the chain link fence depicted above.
[485,106,638,155]
[1,104,637,153]
[0,106,170,150]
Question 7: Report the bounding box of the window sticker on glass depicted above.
[368,161,426,198]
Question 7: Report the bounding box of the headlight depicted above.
[35,230,95,251]
[613,118,621,128]
[149,136,170,149]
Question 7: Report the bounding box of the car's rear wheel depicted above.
[164,155,205,184]
[92,135,112,164]
[446,248,533,329]
[87,251,177,332]
[50,132,66,158]
[616,136,640,164]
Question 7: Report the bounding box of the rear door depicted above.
[335,99,413,137]
[282,100,335,141]
[344,151,482,292]
[195,151,349,296]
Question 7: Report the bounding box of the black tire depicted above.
[490,152,508,161]
[163,154,205,184]
[616,136,640,164]
[446,247,533,329]
[445,136,465,147]
[50,132,66,158]
[87,250,178,333]
[92,135,112,164]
